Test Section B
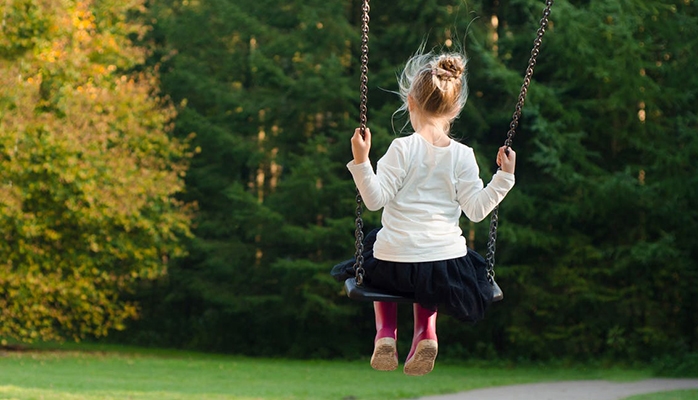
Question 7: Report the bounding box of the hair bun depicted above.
[397,49,468,118]
[433,56,464,81]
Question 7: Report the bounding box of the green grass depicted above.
[623,391,698,400]
[0,344,654,400]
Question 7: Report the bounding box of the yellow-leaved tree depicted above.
[0,0,192,342]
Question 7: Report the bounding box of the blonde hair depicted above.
[396,49,468,124]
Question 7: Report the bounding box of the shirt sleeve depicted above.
[455,148,515,222]
[346,140,407,211]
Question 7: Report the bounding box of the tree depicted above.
[470,0,698,360]
[0,0,191,342]
[117,0,365,355]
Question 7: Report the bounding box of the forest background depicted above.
[1,0,697,367]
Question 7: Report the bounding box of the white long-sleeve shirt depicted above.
[347,133,515,262]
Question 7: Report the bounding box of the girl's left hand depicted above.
[497,146,516,174]
[351,127,372,164]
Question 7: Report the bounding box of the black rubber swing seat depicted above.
[344,276,504,303]
[344,277,417,303]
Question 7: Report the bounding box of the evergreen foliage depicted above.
[127,0,698,361]
[486,0,698,360]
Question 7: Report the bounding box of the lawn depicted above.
[624,391,698,400]
[0,344,659,400]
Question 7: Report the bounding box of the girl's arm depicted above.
[347,130,406,211]
[456,147,515,222]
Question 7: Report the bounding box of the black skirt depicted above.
[331,229,493,323]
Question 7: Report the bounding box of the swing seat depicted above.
[344,277,504,303]
[344,277,416,303]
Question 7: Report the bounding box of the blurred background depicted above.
[0,0,696,369]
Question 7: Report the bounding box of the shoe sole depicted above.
[403,339,438,376]
[371,337,398,371]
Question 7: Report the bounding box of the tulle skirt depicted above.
[331,229,493,323]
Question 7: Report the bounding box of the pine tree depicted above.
[475,0,698,359]
[128,0,366,355]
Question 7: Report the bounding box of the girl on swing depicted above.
[337,48,516,376]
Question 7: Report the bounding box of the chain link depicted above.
[353,0,370,285]
[486,0,553,281]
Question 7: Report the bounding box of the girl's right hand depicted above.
[497,146,516,174]
[351,127,372,164]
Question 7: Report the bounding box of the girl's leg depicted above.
[371,301,398,371]
[404,303,438,376]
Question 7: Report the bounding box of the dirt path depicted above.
[417,379,698,400]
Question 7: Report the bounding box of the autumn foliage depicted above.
[0,0,191,342]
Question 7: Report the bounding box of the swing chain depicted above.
[486,0,553,279]
[358,0,370,138]
[503,0,553,148]
[354,190,365,285]
[353,0,370,286]
[486,205,500,282]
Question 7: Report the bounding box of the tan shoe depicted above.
[370,337,398,371]
[403,339,438,376]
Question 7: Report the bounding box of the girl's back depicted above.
[365,133,472,262]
